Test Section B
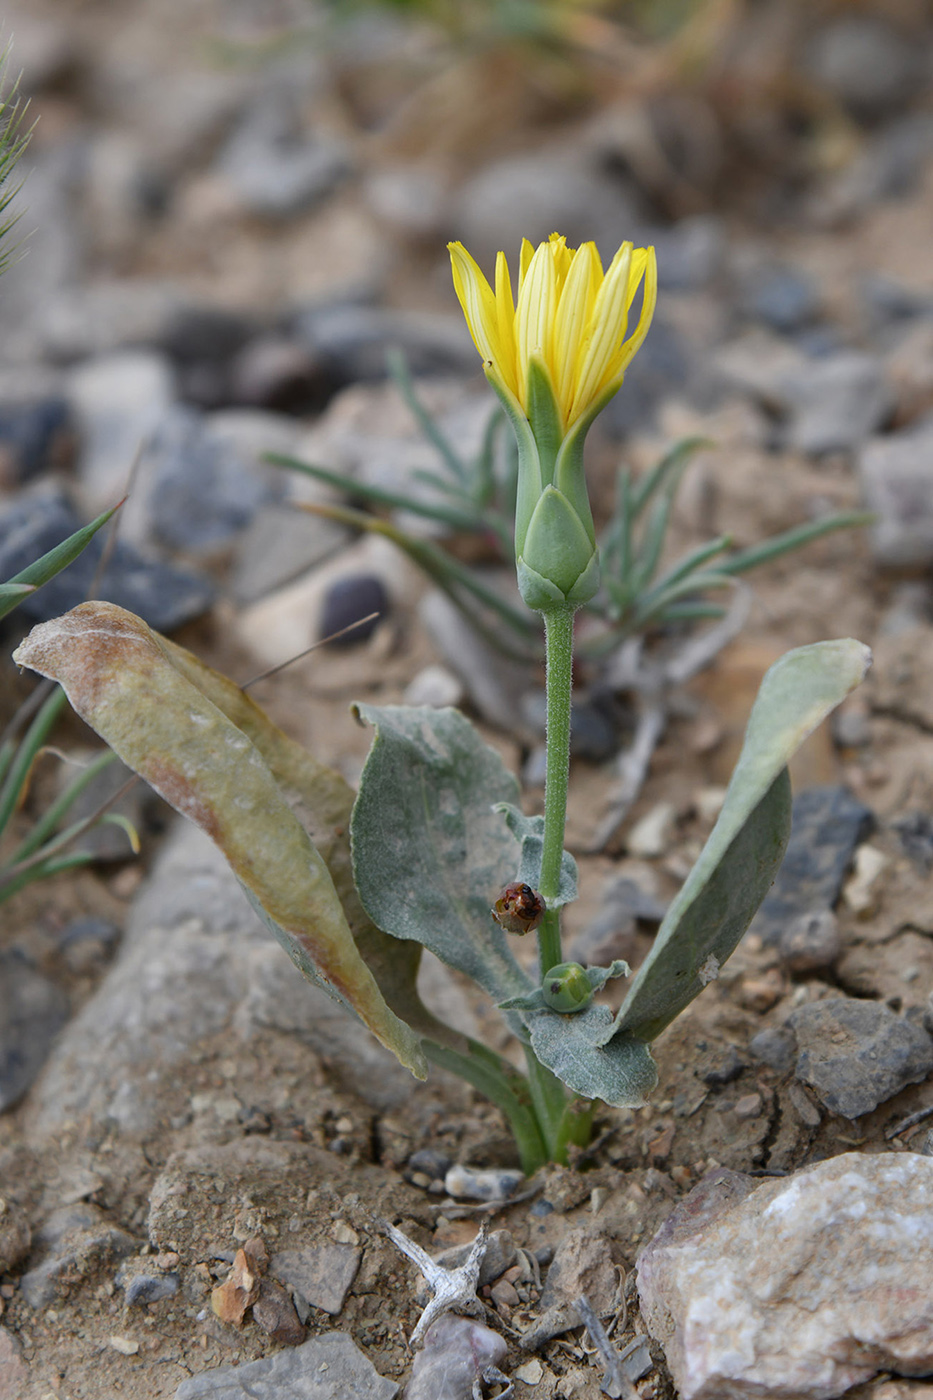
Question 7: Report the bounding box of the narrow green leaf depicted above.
[264,453,481,532]
[1,501,122,621]
[0,685,67,839]
[351,704,533,1005]
[386,346,469,484]
[720,511,874,576]
[613,638,871,1043]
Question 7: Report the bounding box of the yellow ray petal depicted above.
[517,240,557,392]
[448,242,502,369]
[569,242,634,421]
[552,242,600,420]
[494,249,519,399]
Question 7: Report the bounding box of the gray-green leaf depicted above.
[351,705,533,1004]
[612,638,871,1043]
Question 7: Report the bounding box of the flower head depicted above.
[449,232,656,435]
[448,231,656,612]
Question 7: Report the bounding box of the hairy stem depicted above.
[537,606,575,975]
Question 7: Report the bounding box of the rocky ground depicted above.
[2,2,933,1397]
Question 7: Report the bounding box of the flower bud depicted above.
[541,962,594,1013]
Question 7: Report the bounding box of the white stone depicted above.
[404,665,464,710]
[637,1153,933,1400]
[843,843,889,915]
[627,802,676,858]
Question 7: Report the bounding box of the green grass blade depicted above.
[720,512,873,576]
[386,346,468,484]
[264,453,482,532]
[1,502,123,620]
[8,749,118,864]
[630,436,710,520]
[0,685,68,839]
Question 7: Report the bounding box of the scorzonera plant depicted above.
[13,234,870,1172]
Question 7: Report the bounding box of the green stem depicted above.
[537,605,575,976]
[523,1045,570,1162]
[424,1039,548,1176]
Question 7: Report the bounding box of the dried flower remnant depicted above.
[492,880,545,934]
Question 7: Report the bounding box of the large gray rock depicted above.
[450,149,643,270]
[638,1153,933,1400]
[25,822,420,1139]
[786,997,933,1118]
[860,419,933,568]
[0,959,69,1113]
[174,1331,397,1399]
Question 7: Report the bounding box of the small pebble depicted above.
[748,1026,797,1074]
[515,1358,544,1384]
[404,664,464,709]
[778,908,841,973]
[444,1165,524,1202]
[318,574,388,645]
[842,844,889,915]
[733,1093,763,1120]
[108,1336,139,1355]
[627,802,676,858]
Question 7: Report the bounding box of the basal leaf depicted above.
[613,639,871,1043]
[158,638,461,1053]
[13,602,427,1079]
[351,704,534,1004]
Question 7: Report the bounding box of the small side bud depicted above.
[492,881,545,935]
[542,962,593,1013]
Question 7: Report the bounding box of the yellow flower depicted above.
[448,232,657,434]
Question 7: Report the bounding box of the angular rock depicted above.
[0,1326,27,1398]
[860,419,933,569]
[252,1277,305,1345]
[403,1314,507,1400]
[0,490,214,632]
[0,958,69,1113]
[450,149,643,271]
[777,909,842,974]
[215,94,349,220]
[0,1197,31,1273]
[174,1330,398,1399]
[20,1203,136,1309]
[269,1244,360,1317]
[570,873,666,967]
[293,303,476,385]
[638,1153,933,1400]
[143,405,280,553]
[742,265,820,334]
[782,352,891,455]
[230,503,349,606]
[749,786,874,946]
[66,350,176,521]
[539,1227,618,1315]
[786,997,933,1118]
[805,17,922,120]
[0,393,74,485]
[419,588,538,743]
[119,1263,180,1307]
